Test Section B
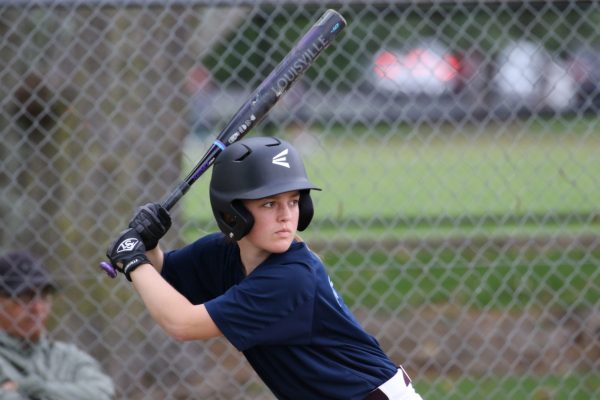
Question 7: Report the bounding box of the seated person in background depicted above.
[0,251,115,400]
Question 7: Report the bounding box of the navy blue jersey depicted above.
[162,232,397,399]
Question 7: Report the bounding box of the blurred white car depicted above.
[493,40,576,112]
[370,40,462,97]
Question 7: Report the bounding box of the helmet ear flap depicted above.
[297,191,314,231]
[222,200,254,240]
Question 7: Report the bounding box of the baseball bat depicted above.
[100,9,346,278]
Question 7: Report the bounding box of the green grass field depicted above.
[324,245,600,310]
[416,371,599,400]
[308,134,599,218]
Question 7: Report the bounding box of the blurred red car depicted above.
[371,39,464,97]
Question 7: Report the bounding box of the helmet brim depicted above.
[236,180,321,200]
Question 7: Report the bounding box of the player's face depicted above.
[242,190,301,255]
[0,289,52,341]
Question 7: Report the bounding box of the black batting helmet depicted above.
[209,136,320,240]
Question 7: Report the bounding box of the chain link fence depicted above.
[1,0,599,398]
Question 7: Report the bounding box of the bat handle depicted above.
[160,181,191,211]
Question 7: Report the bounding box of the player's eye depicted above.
[262,201,275,208]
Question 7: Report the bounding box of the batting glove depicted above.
[128,203,171,250]
[106,228,151,281]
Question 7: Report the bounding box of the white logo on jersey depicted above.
[328,276,343,307]
[272,149,290,168]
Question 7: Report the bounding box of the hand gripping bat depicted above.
[100,9,346,278]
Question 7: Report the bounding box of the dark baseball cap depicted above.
[0,251,56,297]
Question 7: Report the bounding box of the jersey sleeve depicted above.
[205,261,317,351]
[161,233,238,304]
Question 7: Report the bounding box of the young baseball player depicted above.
[106,136,423,400]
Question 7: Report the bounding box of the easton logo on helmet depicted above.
[272,149,290,168]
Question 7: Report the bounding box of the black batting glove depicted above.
[128,203,172,250]
[106,228,151,281]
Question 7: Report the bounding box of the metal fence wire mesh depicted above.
[1,1,599,399]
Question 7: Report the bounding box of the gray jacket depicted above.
[0,332,114,400]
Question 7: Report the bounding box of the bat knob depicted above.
[99,261,118,279]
